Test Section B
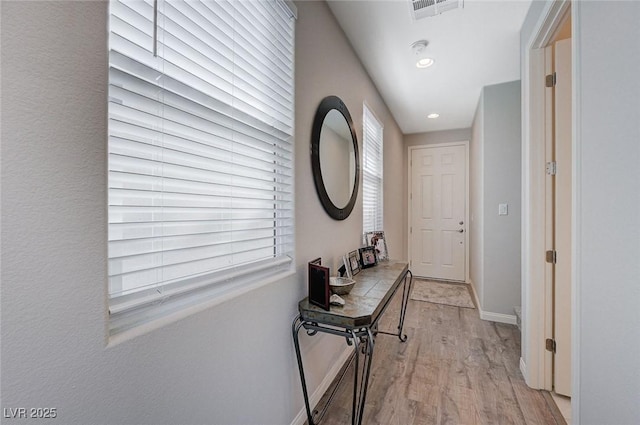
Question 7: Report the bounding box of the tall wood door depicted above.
[553,37,572,397]
[410,145,467,281]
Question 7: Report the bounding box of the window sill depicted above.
[107,267,295,347]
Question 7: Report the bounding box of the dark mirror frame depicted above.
[311,96,360,220]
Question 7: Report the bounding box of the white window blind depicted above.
[362,105,383,233]
[108,0,296,326]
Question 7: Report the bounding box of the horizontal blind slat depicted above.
[109,206,293,224]
[109,71,293,149]
[109,255,292,308]
[109,134,293,180]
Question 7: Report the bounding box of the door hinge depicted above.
[545,338,557,353]
[546,161,557,176]
[410,226,413,234]
[545,72,557,88]
[546,250,557,264]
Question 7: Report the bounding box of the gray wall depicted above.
[293,2,406,418]
[470,81,522,319]
[295,0,406,273]
[0,1,405,424]
[404,128,472,148]
[573,2,640,423]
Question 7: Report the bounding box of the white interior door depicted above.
[553,37,572,397]
[410,145,467,281]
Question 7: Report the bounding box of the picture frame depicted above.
[364,231,389,262]
[347,250,361,276]
[309,257,322,266]
[341,255,352,279]
[359,246,377,268]
[308,262,330,310]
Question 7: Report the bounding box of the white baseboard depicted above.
[290,346,353,425]
[468,281,519,325]
[480,310,518,325]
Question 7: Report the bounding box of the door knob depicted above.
[458,229,464,233]
[459,221,464,225]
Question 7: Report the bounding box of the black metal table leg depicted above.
[396,270,413,342]
[375,269,413,342]
[349,330,360,425]
[292,315,315,425]
[354,327,375,425]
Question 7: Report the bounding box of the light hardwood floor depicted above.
[314,289,565,425]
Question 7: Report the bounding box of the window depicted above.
[362,105,383,233]
[108,0,296,331]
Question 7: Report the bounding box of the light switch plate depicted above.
[499,203,508,216]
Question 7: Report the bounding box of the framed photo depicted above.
[359,246,377,268]
[365,231,389,262]
[347,250,361,276]
[308,262,330,310]
[341,255,352,279]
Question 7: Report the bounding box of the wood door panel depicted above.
[421,175,434,219]
[410,145,467,281]
[553,37,572,397]
[420,230,434,265]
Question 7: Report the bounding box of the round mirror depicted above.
[311,96,360,220]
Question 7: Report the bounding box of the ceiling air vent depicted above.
[410,0,463,21]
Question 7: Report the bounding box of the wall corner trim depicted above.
[520,357,528,382]
[469,279,517,325]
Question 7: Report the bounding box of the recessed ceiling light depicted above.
[416,58,435,68]
[411,40,434,69]
[427,113,440,119]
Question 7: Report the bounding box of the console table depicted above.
[292,261,413,425]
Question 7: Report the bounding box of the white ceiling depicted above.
[326,0,532,134]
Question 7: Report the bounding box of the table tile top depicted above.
[298,261,409,328]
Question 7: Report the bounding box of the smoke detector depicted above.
[409,0,463,21]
